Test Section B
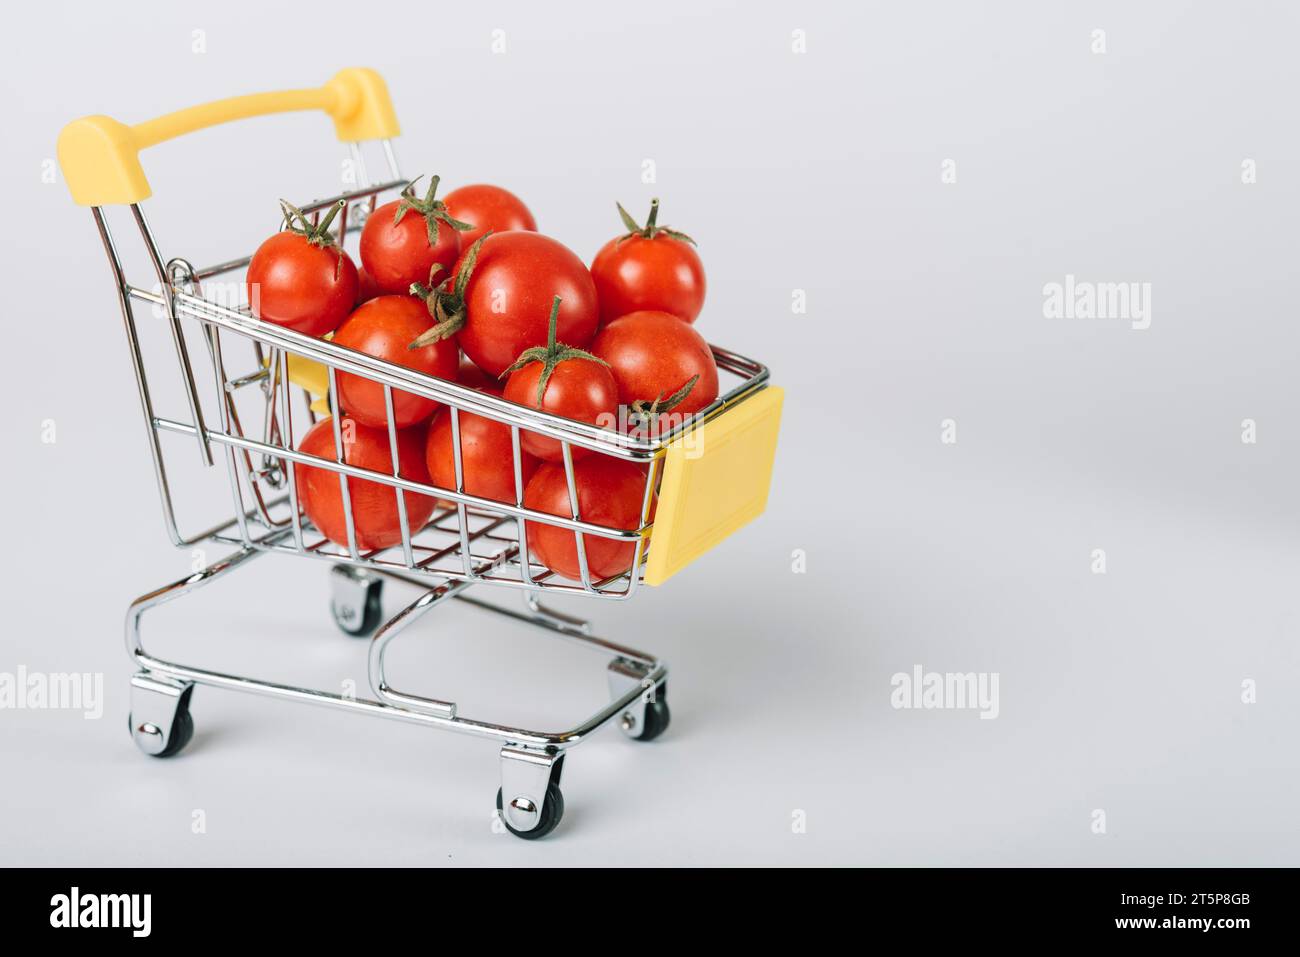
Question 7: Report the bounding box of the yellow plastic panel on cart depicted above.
[279,354,333,415]
[644,386,784,586]
[285,353,330,397]
[58,68,399,207]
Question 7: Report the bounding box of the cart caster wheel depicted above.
[628,697,670,742]
[330,567,383,637]
[496,783,564,840]
[621,682,670,742]
[128,705,194,758]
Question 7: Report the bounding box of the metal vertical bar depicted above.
[381,139,401,181]
[130,204,213,465]
[301,387,317,426]
[207,323,252,546]
[622,456,661,598]
[560,442,594,591]
[349,141,372,190]
[510,425,534,587]
[325,366,360,560]
[448,407,476,579]
[382,384,414,568]
[277,349,305,552]
[260,346,282,470]
[91,208,189,547]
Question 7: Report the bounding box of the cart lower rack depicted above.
[59,68,784,838]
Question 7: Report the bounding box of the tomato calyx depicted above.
[499,296,610,404]
[395,174,473,248]
[628,374,701,428]
[280,199,348,278]
[615,197,697,246]
[406,231,493,350]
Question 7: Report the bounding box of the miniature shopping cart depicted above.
[58,68,783,838]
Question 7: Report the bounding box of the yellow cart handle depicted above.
[57,67,399,207]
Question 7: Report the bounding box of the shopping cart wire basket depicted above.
[58,67,784,838]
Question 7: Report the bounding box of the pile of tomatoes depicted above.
[246,178,716,582]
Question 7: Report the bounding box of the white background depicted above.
[1,0,1297,864]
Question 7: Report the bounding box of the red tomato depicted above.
[355,267,381,305]
[591,310,719,415]
[504,360,619,461]
[359,176,466,295]
[295,416,436,551]
[501,297,619,461]
[457,356,502,395]
[247,201,357,336]
[590,199,706,325]
[442,184,537,249]
[425,408,538,505]
[524,457,655,582]
[413,231,598,379]
[332,295,459,429]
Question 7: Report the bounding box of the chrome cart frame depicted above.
[63,70,776,839]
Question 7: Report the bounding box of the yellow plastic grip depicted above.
[57,67,399,207]
[644,386,784,586]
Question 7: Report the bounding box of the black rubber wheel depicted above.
[496,783,565,840]
[628,683,670,741]
[128,699,194,758]
[633,698,671,741]
[156,709,194,757]
[332,578,384,637]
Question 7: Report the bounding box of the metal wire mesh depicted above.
[92,156,769,601]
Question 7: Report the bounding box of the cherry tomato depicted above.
[442,184,537,249]
[355,267,381,305]
[247,201,357,336]
[504,360,619,462]
[332,295,459,429]
[359,176,466,296]
[415,231,598,379]
[590,198,706,325]
[523,457,654,582]
[501,296,619,461]
[591,310,719,416]
[295,416,436,551]
[425,408,539,505]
